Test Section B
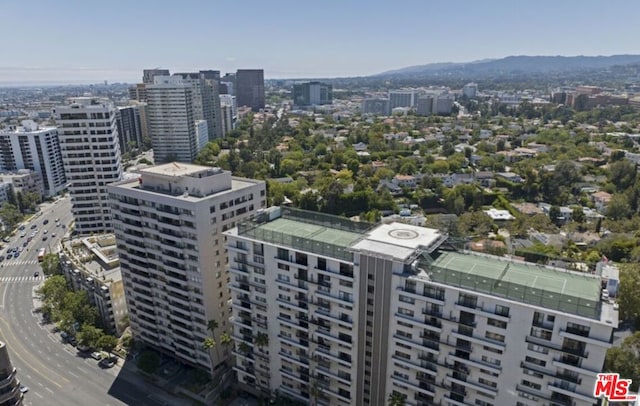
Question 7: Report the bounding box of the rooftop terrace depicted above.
[421,251,602,319]
[237,207,370,261]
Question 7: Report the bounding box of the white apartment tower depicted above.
[54,98,123,234]
[108,163,266,374]
[0,120,66,197]
[226,207,617,406]
[146,76,198,163]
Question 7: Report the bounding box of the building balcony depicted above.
[559,329,612,348]
[551,356,599,377]
[397,286,445,306]
[449,352,501,373]
[445,373,498,396]
[316,365,351,386]
[278,334,308,350]
[451,331,504,351]
[277,316,309,333]
[314,347,351,367]
[393,334,439,354]
[391,355,438,376]
[280,368,309,385]
[391,375,436,397]
[316,308,353,328]
[548,382,595,403]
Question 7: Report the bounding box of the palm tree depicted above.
[309,378,322,406]
[220,332,232,361]
[206,319,221,362]
[253,332,268,354]
[238,341,251,356]
[388,391,406,406]
[202,337,216,369]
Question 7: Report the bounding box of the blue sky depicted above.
[1,0,639,84]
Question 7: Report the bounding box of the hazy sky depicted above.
[1,0,639,84]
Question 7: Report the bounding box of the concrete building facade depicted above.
[116,104,145,154]
[53,98,123,234]
[226,207,617,406]
[0,120,66,197]
[108,163,266,374]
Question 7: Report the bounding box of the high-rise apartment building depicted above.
[0,120,66,197]
[219,95,237,137]
[108,163,266,375]
[53,98,123,234]
[116,104,145,153]
[146,76,198,163]
[128,83,148,102]
[292,82,333,106]
[389,90,420,109]
[0,341,22,405]
[143,68,171,84]
[226,207,617,406]
[362,98,390,115]
[236,69,265,111]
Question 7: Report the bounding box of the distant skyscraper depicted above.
[146,76,199,163]
[222,73,236,95]
[116,105,145,153]
[142,68,170,84]
[128,83,148,102]
[236,69,265,111]
[416,95,434,116]
[292,81,333,106]
[0,120,66,197]
[54,97,123,234]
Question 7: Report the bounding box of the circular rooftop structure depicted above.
[388,228,420,240]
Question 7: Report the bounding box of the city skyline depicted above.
[1,0,640,85]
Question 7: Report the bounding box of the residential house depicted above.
[591,191,612,213]
[474,171,495,188]
[496,172,524,183]
[392,174,418,189]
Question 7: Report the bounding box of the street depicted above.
[0,197,187,406]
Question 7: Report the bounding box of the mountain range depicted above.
[376,55,640,78]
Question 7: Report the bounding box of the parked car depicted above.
[67,336,78,346]
[33,271,39,278]
[90,352,102,360]
[19,385,29,393]
[99,357,116,368]
[43,219,49,225]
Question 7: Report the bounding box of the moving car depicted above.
[43,219,49,225]
[33,271,39,278]
[19,385,29,393]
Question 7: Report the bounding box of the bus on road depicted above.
[38,248,46,262]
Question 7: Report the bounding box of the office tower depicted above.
[361,98,390,115]
[108,162,266,376]
[143,68,170,84]
[226,207,617,406]
[146,76,198,163]
[219,95,237,137]
[54,97,123,234]
[195,120,209,151]
[199,71,224,140]
[222,73,236,95]
[0,120,66,197]
[389,90,420,109]
[116,104,144,153]
[236,69,265,111]
[292,82,333,106]
[0,341,23,405]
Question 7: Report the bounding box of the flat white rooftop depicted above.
[351,223,443,261]
[141,162,219,177]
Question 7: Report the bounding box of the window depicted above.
[520,379,541,391]
[487,318,507,329]
[530,327,552,341]
[495,305,510,317]
[527,343,549,355]
[398,308,414,317]
[483,346,503,354]
[424,285,445,300]
[524,356,546,367]
[399,295,415,304]
[523,369,543,379]
[566,322,590,337]
[478,377,497,388]
[485,331,505,343]
[458,293,477,308]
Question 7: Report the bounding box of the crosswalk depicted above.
[1,259,39,266]
[0,275,46,283]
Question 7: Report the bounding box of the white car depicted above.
[90,352,102,360]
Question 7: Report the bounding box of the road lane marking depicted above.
[0,285,6,309]
[45,387,54,394]
[67,371,79,379]
[0,316,69,388]
[34,392,44,399]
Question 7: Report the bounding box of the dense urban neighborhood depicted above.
[1,56,640,406]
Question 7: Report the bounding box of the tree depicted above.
[607,194,632,220]
[605,332,640,392]
[40,253,61,276]
[97,335,117,358]
[0,203,22,229]
[548,205,561,226]
[618,263,640,323]
[571,206,585,225]
[36,275,68,310]
[608,160,637,192]
[137,350,160,374]
[77,323,104,350]
[388,391,406,406]
[202,337,217,370]
[254,332,268,351]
